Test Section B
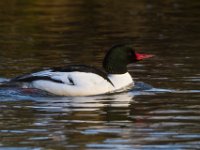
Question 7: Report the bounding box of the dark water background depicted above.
[0,0,200,149]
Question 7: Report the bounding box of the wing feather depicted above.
[11,70,64,84]
[10,65,114,86]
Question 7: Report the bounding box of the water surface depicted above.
[0,0,200,149]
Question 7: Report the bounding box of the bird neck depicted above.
[103,58,128,74]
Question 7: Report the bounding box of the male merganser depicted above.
[10,44,153,96]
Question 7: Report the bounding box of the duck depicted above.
[10,44,153,96]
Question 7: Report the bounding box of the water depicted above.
[0,0,200,149]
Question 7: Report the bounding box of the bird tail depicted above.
[0,78,21,87]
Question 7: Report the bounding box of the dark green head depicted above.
[103,44,153,74]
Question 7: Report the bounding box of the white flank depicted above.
[28,71,133,96]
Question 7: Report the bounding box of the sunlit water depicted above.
[0,0,200,149]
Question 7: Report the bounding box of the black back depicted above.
[52,65,114,86]
[11,65,114,86]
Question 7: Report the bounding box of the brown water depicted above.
[0,0,200,149]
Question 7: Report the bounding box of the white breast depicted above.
[108,72,134,90]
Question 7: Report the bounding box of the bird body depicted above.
[10,44,153,96]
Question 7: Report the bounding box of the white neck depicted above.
[108,72,134,90]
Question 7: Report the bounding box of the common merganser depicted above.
[10,44,153,96]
